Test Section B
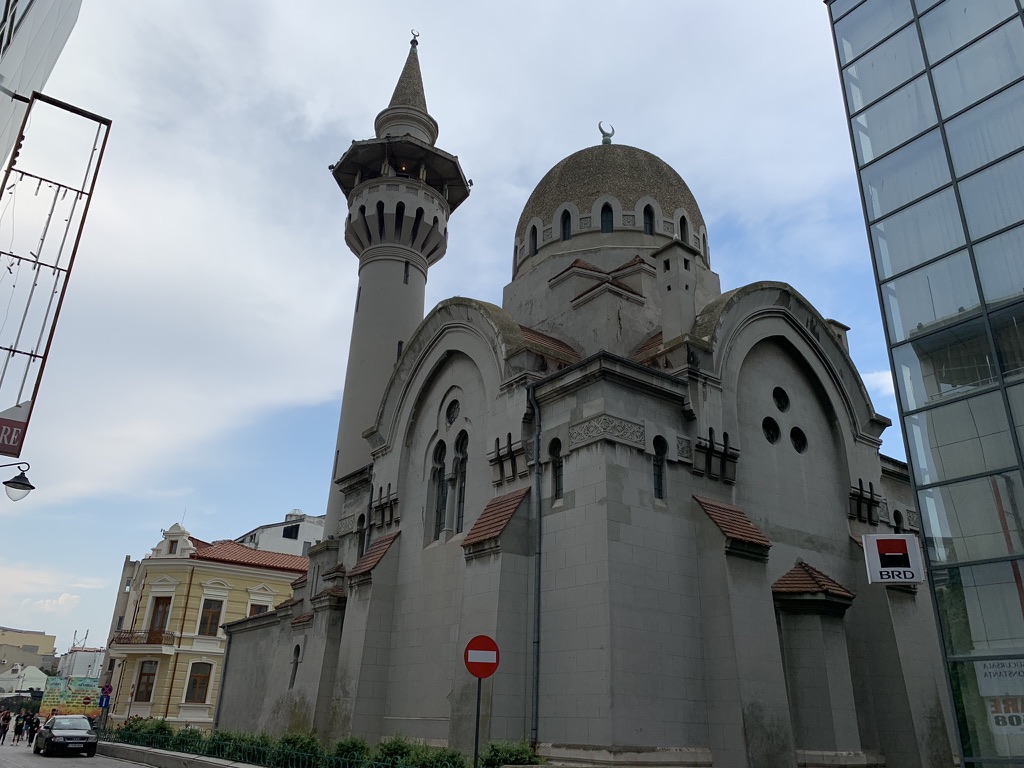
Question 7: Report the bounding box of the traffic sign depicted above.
[98,695,110,709]
[464,634,499,679]
[863,534,925,584]
[100,684,113,696]
[82,697,91,706]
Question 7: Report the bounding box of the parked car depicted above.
[32,715,97,757]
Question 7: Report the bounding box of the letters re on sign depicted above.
[862,534,925,585]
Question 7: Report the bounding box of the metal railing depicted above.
[110,629,176,646]
[97,728,468,768]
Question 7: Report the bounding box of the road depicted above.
[0,744,134,768]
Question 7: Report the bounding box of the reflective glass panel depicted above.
[993,303,1024,382]
[835,0,912,65]
[830,0,864,22]
[853,75,936,165]
[1009,383,1024,446]
[947,658,1024,760]
[921,472,1024,564]
[935,560,1024,657]
[960,149,1024,240]
[843,25,925,112]
[976,224,1024,306]
[861,130,950,221]
[871,188,965,278]
[947,80,1024,177]
[881,250,980,343]
[905,390,1016,485]
[893,318,997,411]
[920,0,1017,63]
[933,21,1024,117]
[917,0,944,9]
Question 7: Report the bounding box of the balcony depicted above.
[110,629,177,648]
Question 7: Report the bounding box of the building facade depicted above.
[57,648,105,678]
[105,524,306,726]
[0,625,56,671]
[235,510,325,557]
[218,39,957,767]
[825,1,1024,762]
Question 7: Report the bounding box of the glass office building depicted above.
[826,0,1024,762]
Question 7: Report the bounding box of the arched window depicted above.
[679,216,688,244]
[356,514,366,558]
[289,645,301,689]
[455,431,469,533]
[495,437,505,483]
[643,205,655,236]
[703,233,709,258]
[529,226,538,256]
[892,510,904,534]
[432,441,448,540]
[507,432,517,478]
[561,210,572,241]
[653,436,668,500]
[184,662,212,703]
[549,439,563,500]
[376,200,386,241]
[601,204,613,234]
[395,201,405,242]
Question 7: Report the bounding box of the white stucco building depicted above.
[218,37,956,768]
[235,510,325,557]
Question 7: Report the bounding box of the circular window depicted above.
[762,417,780,444]
[791,427,808,453]
[773,387,790,412]
[445,400,460,425]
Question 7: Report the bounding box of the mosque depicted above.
[217,37,955,768]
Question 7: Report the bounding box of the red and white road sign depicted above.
[82,697,91,706]
[464,635,500,679]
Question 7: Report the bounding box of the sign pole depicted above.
[474,677,482,768]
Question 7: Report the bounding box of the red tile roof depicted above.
[349,531,401,577]
[463,487,530,547]
[190,540,308,574]
[693,496,772,548]
[632,332,663,359]
[291,612,314,626]
[324,563,347,576]
[550,258,607,282]
[189,536,211,550]
[312,586,347,600]
[772,561,855,600]
[291,574,307,587]
[610,254,649,273]
[519,325,581,362]
[274,597,302,610]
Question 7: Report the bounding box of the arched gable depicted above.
[365,298,531,460]
[694,282,890,449]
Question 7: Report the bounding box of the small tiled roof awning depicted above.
[518,325,581,363]
[349,531,400,577]
[462,487,530,548]
[773,561,855,600]
[693,495,772,560]
[291,612,314,626]
[772,560,856,615]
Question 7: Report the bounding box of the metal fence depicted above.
[96,728,463,768]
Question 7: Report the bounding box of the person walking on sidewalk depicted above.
[0,708,10,745]
[25,712,39,747]
[11,709,25,745]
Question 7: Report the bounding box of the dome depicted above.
[515,143,706,252]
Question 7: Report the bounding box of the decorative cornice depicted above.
[569,415,644,449]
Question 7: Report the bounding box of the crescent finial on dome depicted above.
[598,121,615,144]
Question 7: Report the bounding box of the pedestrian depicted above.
[0,708,10,745]
[25,712,39,748]
[11,708,24,745]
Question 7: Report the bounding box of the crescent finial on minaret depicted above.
[410,29,419,46]
[598,121,615,144]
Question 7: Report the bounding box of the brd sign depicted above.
[862,534,925,585]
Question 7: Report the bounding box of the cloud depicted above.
[863,370,897,400]
[21,593,81,615]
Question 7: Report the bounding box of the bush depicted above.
[205,729,245,760]
[372,734,416,767]
[480,742,542,768]
[170,726,206,753]
[273,730,323,768]
[332,736,370,767]
[416,746,467,768]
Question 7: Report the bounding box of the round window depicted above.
[791,427,808,453]
[762,417,780,444]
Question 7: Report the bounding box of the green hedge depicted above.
[99,722,540,768]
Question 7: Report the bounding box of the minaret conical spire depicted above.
[374,32,439,145]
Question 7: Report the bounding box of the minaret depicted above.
[327,35,470,512]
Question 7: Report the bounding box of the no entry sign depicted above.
[464,634,500,679]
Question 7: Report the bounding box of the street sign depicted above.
[82,697,91,706]
[98,695,110,709]
[863,534,925,584]
[464,635,500,679]
[100,684,113,696]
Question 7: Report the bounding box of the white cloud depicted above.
[863,370,897,400]
[22,593,81,615]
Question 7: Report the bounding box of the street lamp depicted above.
[0,461,34,501]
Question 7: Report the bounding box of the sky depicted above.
[0,1,902,656]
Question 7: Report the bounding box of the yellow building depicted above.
[0,625,57,670]
[107,523,306,726]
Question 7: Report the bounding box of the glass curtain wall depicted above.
[827,0,1024,762]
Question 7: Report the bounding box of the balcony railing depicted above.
[111,629,176,646]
